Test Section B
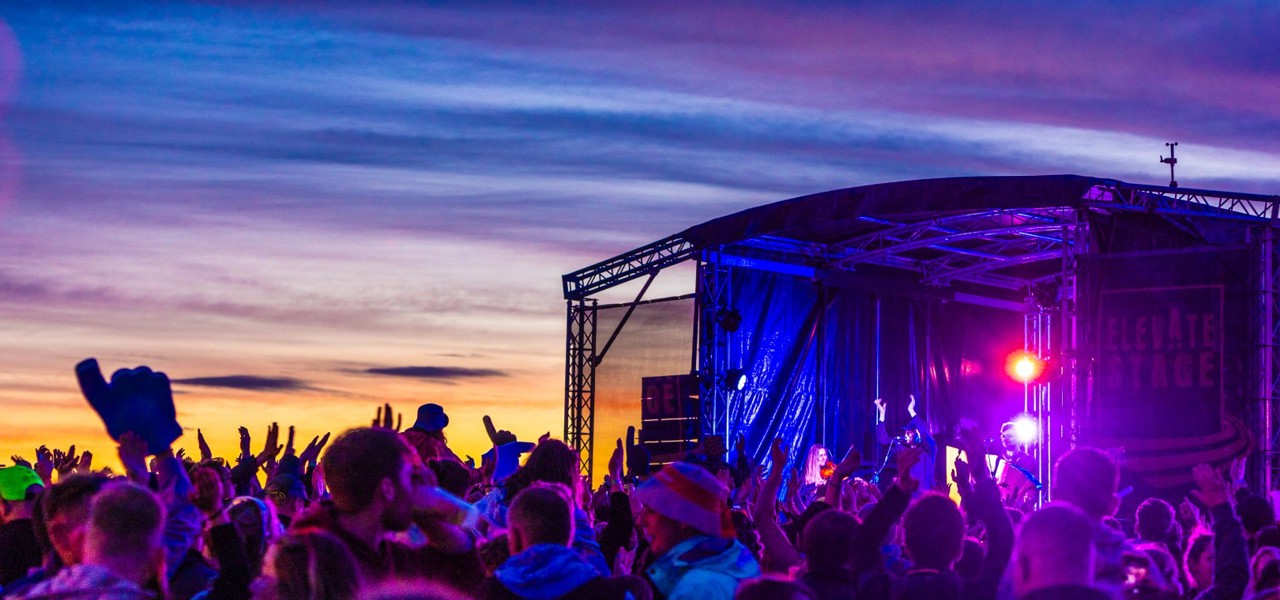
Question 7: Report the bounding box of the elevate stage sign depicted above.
[1083,246,1252,489]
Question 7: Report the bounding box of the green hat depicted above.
[0,466,43,501]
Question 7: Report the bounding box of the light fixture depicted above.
[716,306,742,332]
[723,368,747,391]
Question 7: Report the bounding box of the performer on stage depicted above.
[798,443,832,507]
[992,421,1039,510]
[875,395,937,493]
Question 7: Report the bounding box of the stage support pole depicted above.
[1256,225,1280,494]
[697,252,731,441]
[565,299,597,482]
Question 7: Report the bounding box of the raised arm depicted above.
[753,438,802,572]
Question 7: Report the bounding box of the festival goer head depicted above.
[190,461,227,515]
[1000,422,1018,453]
[412,403,449,440]
[1258,525,1280,552]
[1135,498,1175,542]
[1238,494,1275,536]
[1006,507,1025,528]
[955,537,985,580]
[902,493,966,570]
[265,474,309,519]
[506,484,574,555]
[802,444,830,485]
[41,472,110,566]
[1133,543,1182,596]
[229,496,284,576]
[801,509,859,572]
[634,461,733,555]
[1052,447,1119,521]
[428,459,471,499]
[321,427,421,532]
[251,529,362,600]
[1013,503,1095,598]
[733,575,816,600]
[502,439,579,505]
[0,465,43,519]
[1248,547,1280,599]
[84,481,166,584]
[1185,534,1214,591]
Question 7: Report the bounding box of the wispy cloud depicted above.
[363,366,508,381]
[172,375,311,391]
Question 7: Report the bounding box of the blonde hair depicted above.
[802,444,829,486]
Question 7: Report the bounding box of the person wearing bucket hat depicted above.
[402,403,464,465]
[0,466,45,586]
[633,461,760,600]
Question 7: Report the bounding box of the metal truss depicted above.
[564,299,597,481]
[562,234,696,300]
[1255,227,1280,493]
[1086,181,1280,222]
[697,254,732,439]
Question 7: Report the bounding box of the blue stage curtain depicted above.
[723,270,821,473]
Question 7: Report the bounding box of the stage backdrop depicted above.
[718,266,1024,478]
[1080,245,1253,489]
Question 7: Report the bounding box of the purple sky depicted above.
[1,1,1277,471]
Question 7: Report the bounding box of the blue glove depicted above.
[76,358,182,456]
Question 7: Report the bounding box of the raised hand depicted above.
[608,438,625,484]
[238,427,252,461]
[78,451,93,473]
[373,404,402,431]
[954,423,990,482]
[1190,463,1232,508]
[256,422,282,467]
[34,446,54,484]
[907,394,918,419]
[952,456,974,496]
[76,358,182,455]
[175,448,189,463]
[831,445,862,481]
[298,432,330,466]
[284,425,297,457]
[117,431,150,485]
[483,415,517,446]
[52,446,80,477]
[769,438,789,469]
[9,455,31,469]
[197,429,213,461]
[895,447,924,493]
[874,398,887,422]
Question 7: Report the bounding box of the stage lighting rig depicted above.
[722,368,748,391]
[1006,350,1052,384]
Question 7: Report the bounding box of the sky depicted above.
[1,1,1278,478]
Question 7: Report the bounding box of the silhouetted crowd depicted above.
[0,359,1271,600]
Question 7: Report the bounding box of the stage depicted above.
[562,175,1280,502]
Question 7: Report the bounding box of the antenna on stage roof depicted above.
[1160,142,1179,188]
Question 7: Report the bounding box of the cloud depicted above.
[172,375,310,391]
[363,366,508,380]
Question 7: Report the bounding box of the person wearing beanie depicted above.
[0,466,45,587]
[402,402,464,465]
[633,461,760,600]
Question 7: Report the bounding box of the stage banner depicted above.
[1082,246,1252,489]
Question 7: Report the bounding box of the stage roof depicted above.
[565,174,1280,300]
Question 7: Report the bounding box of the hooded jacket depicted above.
[645,535,760,600]
[482,544,649,600]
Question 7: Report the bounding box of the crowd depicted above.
[0,358,1269,600]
